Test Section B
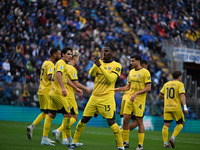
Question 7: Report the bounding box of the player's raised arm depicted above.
[93,56,119,84]
[89,61,99,77]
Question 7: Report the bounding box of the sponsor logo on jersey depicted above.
[115,67,121,72]
[73,73,76,77]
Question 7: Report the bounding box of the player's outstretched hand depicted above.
[62,88,67,97]
[130,94,137,102]
[85,87,91,94]
[76,88,83,96]
[114,88,120,93]
[184,110,189,114]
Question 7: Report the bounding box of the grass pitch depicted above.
[0,121,199,150]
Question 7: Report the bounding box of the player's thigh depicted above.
[83,96,98,117]
[97,97,116,119]
[123,100,134,115]
[173,111,185,123]
[68,98,78,115]
[164,112,173,122]
[133,102,145,117]
[49,95,70,113]
[49,95,59,112]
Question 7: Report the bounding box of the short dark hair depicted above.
[50,47,59,56]
[141,59,148,65]
[61,47,73,56]
[131,54,141,61]
[104,42,116,51]
[172,70,182,79]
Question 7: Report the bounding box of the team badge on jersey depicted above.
[60,66,63,70]
[108,67,111,70]
[138,74,141,78]
[183,87,185,91]
[49,68,52,72]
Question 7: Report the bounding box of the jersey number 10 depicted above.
[166,87,175,99]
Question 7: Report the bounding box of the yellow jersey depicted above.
[38,60,54,95]
[160,80,186,112]
[65,64,78,100]
[49,59,68,96]
[122,75,131,100]
[128,68,151,103]
[92,60,121,98]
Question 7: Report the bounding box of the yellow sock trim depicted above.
[43,115,53,137]
[33,112,45,126]
[123,129,130,143]
[138,133,144,146]
[110,123,123,147]
[73,120,86,143]
[162,125,169,143]
[172,124,183,137]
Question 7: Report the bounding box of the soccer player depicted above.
[115,54,151,150]
[41,47,83,146]
[120,59,149,148]
[159,70,188,148]
[26,47,61,141]
[52,49,91,146]
[68,43,125,150]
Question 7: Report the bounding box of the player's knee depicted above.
[81,116,91,123]
[73,115,78,121]
[48,113,56,118]
[63,113,71,118]
[107,119,115,126]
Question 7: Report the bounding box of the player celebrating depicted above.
[26,47,61,141]
[41,47,83,146]
[120,59,149,148]
[52,49,91,146]
[159,70,188,148]
[68,43,124,150]
[115,54,151,150]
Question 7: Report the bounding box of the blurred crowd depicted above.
[115,0,200,48]
[0,0,199,119]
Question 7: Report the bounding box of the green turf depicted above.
[0,121,199,150]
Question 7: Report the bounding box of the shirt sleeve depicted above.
[179,82,186,94]
[111,63,122,77]
[68,67,78,81]
[144,70,151,84]
[56,61,64,74]
[160,84,165,95]
[47,63,54,76]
